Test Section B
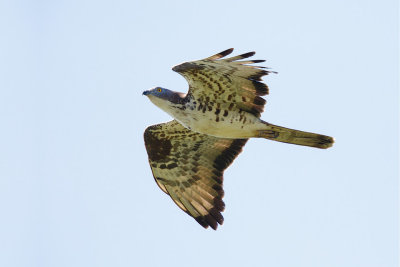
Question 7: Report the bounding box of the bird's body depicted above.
[143,49,334,230]
[146,92,262,138]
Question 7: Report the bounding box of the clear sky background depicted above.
[0,1,398,267]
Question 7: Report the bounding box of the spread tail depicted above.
[258,123,334,149]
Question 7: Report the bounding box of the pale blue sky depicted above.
[0,0,398,267]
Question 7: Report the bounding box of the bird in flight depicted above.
[143,48,334,230]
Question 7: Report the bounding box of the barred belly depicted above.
[173,108,264,139]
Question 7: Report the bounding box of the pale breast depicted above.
[170,102,262,139]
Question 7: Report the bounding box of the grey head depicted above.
[143,87,186,104]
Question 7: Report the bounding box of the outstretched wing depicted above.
[144,120,247,230]
[172,48,276,118]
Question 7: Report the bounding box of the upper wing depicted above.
[172,48,276,118]
[144,120,248,230]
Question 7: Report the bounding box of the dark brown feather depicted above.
[206,48,234,60]
[144,120,248,230]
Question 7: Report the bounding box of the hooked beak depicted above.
[142,90,150,96]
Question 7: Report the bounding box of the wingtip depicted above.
[241,51,256,58]
[206,48,234,60]
[225,48,234,54]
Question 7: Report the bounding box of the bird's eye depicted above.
[157,88,162,92]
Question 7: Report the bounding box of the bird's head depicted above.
[143,87,186,111]
[142,87,174,99]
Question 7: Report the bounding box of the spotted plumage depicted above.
[144,120,247,229]
[143,48,334,230]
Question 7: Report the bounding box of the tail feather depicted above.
[258,123,334,149]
